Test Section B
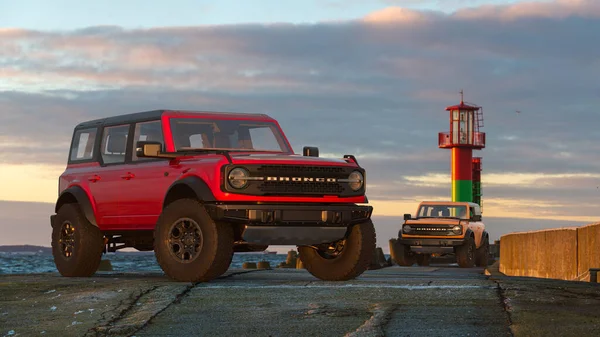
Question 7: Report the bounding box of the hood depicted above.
[405,218,462,225]
[228,152,355,166]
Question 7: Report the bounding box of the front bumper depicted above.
[205,203,373,245]
[399,238,465,254]
[205,203,372,225]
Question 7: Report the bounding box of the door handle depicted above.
[88,175,101,182]
[121,172,135,180]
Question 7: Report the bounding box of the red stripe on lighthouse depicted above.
[451,148,473,181]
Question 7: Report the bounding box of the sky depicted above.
[1,0,599,251]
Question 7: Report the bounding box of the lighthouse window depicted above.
[452,110,459,143]
[459,111,467,144]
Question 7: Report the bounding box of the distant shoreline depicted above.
[0,245,52,253]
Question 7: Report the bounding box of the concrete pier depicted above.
[1,263,600,336]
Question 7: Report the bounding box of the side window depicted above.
[101,125,130,164]
[132,120,164,161]
[69,128,97,162]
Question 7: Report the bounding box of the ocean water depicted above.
[0,251,293,275]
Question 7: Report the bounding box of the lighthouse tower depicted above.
[438,91,486,207]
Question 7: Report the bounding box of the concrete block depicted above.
[500,227,579,281]
[577,222,600,282]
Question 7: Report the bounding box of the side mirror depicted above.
[303,146,319,157]
[472,214,482,222]
[136,141,166,158]
[404,213,412,220]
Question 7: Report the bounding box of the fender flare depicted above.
[162,176,216,209]
[55,186,97,227]
[464,228,475,240]
[480,231,490,246]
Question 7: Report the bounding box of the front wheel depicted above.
[416,254,431,266]
[51,204,104,277]
[475,236,490,267]
[456,236,476,268]
[298,220,376,281]
[390,239,416,266]
[154,199,234,282]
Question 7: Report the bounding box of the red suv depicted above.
[51,110,375,282]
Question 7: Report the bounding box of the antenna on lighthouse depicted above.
[460,89,464,104]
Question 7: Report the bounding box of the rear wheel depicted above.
[154,199,234,282]
[298,220,376,281]
[416,254,431,266]
[475,236,490,267]
[456,236,476,268]
[390,239,416,266]
[51,204,104,277]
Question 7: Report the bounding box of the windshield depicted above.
[169,118,290,153]
[417,205,468,219]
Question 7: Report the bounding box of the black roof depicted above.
[75,109,272,129]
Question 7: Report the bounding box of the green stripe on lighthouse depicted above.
[452,179,472,202]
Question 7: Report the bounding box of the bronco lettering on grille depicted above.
[266,177,338,182]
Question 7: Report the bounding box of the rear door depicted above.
[89,124,131,228]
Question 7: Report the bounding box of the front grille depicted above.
[406,226,456,236]
[256,165,347,195]
[223,164,364,197]
[259,181,344,194]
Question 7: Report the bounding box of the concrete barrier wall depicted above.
[499,227,579,281]
[577,222,600,282]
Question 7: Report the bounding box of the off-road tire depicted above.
[475,236,490,267]
[456,236,476,268]
[154,199,234,282]
[390,239,416,266]
[298,219,376,281]
[51,203,104,277]
[416,254,431,266]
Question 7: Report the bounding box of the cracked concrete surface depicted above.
[1,263,600,336]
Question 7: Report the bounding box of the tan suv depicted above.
[390,201,489,268]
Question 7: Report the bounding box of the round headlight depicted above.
[228,168,249,189]
[452,225,462,234]
[403,225,412,233]
[348,171,364,191]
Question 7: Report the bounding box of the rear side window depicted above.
[101,124,130,164]
[70,128,97,162]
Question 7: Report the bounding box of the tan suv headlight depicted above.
[228,168,249,189]
[452,225,462,235]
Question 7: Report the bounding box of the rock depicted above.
[98,259,113,271]
[257,261,271,269]
[242,262,257,269]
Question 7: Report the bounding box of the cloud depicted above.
[1,0,599,222]
[362,7,435,23]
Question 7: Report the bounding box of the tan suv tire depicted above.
[416,254,431,266]
[456,236,476,268]
[51,204,104,277]
[475,236,490,267]
[390,239,416,266]
[154,199,234,282]
[298,220,376,281]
